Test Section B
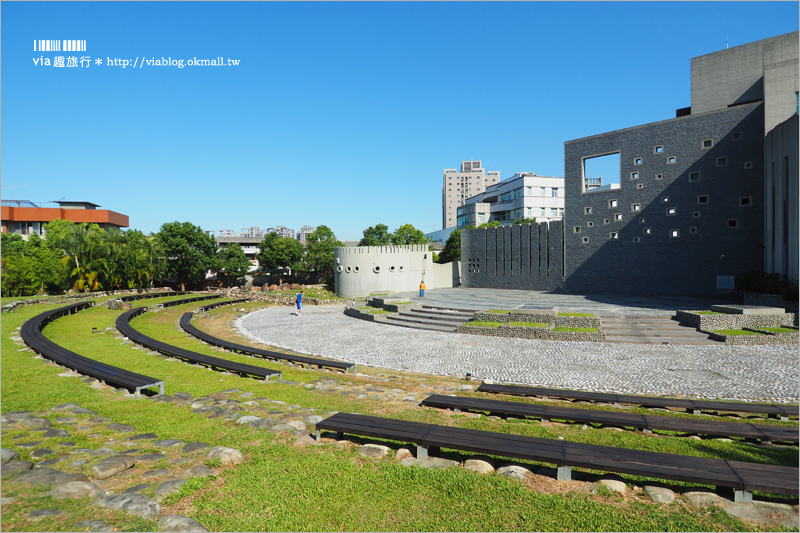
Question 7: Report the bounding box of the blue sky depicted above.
[3,2,797,241]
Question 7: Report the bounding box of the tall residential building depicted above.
[267,226,296,239]
[297,225,316,243]
[457,172,565,228]
[442,161,500,229]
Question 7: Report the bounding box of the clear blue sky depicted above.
[3,2,797,241]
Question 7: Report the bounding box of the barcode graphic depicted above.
[33,40,86,52]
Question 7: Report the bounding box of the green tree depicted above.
[305,225,343,283]
[358,224,392,246]
[513,217,538,225]
[157,221,218,291]
[438,226,474,264]
[391,223,427,245]
[257,232,305,282]
[478,221,501,228]
[24,234,65,294]
[217,243,251,287]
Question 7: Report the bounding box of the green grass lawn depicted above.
[2,298,798,532]
[463,321,503,328]
[713,329,764,336]
[757,327,798,334]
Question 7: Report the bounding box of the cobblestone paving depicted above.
[236,305,799,403]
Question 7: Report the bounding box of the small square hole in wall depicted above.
[584,207,593,215]
[702,139,713,149]
[692,211,701,219]
[689,226,697,234]
[587,221,594,228]
[573,226,582,233]
[661,196,669,203]
[744,161,753,169]
[727,219,738,228]
[655,173,663,180]
[608,199,618,208]
[740,196,752,206]
[582,237,589,244]
[633,237,640,243]
[631,203,641,212]
[614,213,623,221]
[689,171,700,182]
[639,217,646,223]
[669,229,680,238]
[609,232,618,240]
[643,227,652,235]
[732,131,742,140]
[630,171,639,180]
[697,195,709,205]
[667,156,676,164]
[654,146,663,154]
[666,207,677,215]
[634,158,643,165]
[716,157,727,166]
[604,218,610,225]
[636,183,644,190]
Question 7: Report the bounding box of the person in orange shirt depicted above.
[419,280,426,300]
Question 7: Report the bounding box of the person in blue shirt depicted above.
[296,291,303,316]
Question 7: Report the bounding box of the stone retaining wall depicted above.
[458,323,604,342]
[473,311,600,329]
[215,288,349,307]
[743,291,799,315]
[677,310,796,330]
[703,329,798,346]
[344,307,389,322]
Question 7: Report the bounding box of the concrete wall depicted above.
[334,244,460,298]
[563,103,764,296]
[763,32,799,134]
[764,114,799,283]
[461,222,564,290]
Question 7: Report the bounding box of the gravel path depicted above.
[236,306,799,403]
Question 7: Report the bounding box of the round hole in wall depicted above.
[399,266,404,272]
[337,265,343,273]
[345,266,352,273]
[373,265,381,273]
[389,266,396,272]
[353,266,359,273]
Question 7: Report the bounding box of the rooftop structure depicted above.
[1,200,129,238]
[442,161,500,229]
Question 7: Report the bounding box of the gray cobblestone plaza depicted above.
[236,289,798,403]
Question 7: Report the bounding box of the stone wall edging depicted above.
[678,310,796,330]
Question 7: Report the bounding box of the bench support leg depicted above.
[643,429,653,434]
[734,490,752,504]
[556,465,571,481]
[315,429,321,442]
[780,416,789,422]
[454,408,461,414]
[687,409,701,415]
[416,445,429,460]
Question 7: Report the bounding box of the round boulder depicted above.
[205,446,245,466]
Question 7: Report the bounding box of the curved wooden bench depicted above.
[421,395,798,444]
[477,383,799,420]
[21,302,164,395]
[316,412,799,502]
[116,307,281,381]
[180,312,356,373]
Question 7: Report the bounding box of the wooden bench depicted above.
[477,383,799,420]
[180,312,356,373]
[21,302,164,395]
[116,307,281,381]
[316,412,799,502]
[421,395,798,444]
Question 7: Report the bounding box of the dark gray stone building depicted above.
[462,32,797,297]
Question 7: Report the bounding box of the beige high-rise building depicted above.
[442,160,500,229]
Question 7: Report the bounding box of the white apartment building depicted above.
[442,161,501,229]
[456,172,565,228]
[266,226,296,239]
[297,225,316,243]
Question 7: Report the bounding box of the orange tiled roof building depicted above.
[1,200,129,237]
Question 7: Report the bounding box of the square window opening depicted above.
[689,171,700,182]
[636,183,644,190]
[609,232,618,240]
[702,139,713,149]
[583,152,621,192]
[697,195,709,205]
[670,229,680,238]
[573,226,581,234]
[634,158,643,165]
[740,196,752,206]
[655,173,663,180]
[732,131,742,140]
[727,219,738,228]
[587,221,594,228]
[631,203,641,212]
[584,207,593,215]
[633,237,640,243]
[582,237,589,244]
[667,207,676,215]
[630,171,639,180]
[692,211,701,218]
[614,213,623,221]
[744,162,753,169]
[662,196,669,203]
[689,226,697,234]
[608,199,618,208]
[717,157,727,167]
[654,146,664,154]
[667,156,676,164]
[644,227,652,235]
